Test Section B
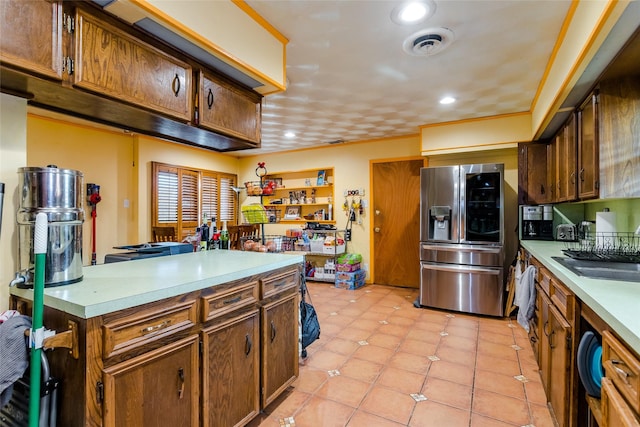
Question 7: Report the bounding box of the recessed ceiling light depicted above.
[391,1,436,25]
[440,96,456,105]
[284,131,296,138]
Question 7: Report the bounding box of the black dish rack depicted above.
[562,231,640,263]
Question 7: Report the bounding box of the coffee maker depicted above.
[519,205,554,240]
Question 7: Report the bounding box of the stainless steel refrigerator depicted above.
[418,163,505,316]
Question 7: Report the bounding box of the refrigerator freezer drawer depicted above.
[420,262,504,316]
[420,243,503,267]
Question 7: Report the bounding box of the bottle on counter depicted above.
[220,220,229,250]
[200,213,209,251]
[209,216,218,249]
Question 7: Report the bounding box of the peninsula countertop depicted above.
[9,250,304,319]
[520,240,640,355]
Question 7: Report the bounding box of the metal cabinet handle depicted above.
[172,74,181,97]
[177,368,185,399]
[549,328,556,349]
[223,296,242,305]
[570,172,576,185]
[140,320,171,334]
[245,333,252,356]
[611,360,632,385]
[374,227,380,233]
[270,320,277,342]
[580,168,585,182]
[207,88,214,109]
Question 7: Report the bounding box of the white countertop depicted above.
[10,250,304,319]
[520,240,640,355]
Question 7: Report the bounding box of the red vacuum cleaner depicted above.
[87,183,101,265]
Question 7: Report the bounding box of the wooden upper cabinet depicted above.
[74,9,192,121]
[577,91,600,200]
[198,71,262,144]
[554,113,578,203]
[599,77,640,198]
[0,0,63,80]
[518,142,550,205]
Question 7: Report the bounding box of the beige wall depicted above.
[134,135,239,244]
[26,115,240,267]
[27,115,136,266]
[238,135,422,278]
[0,94,28,310]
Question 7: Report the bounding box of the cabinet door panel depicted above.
[103,335,199,427]
[199,71,261,144]
[565,113,578,201]
[578,92,599,199]
[0,0,62,80]
[262,292,299,407]
[539,287,551,395]
[549,303,571,427]
[75,10,192,121]
[202,310,260,427]
[518,142,550,204]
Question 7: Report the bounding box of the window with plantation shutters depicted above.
[201,173,218,223]
[152,162,237,241]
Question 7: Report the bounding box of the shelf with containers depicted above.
[299,228,347,283]
[260,168,335,225]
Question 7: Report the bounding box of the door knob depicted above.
[374,227,380,233]
[375,210,381,216]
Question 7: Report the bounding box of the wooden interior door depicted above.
[372,159,423,288]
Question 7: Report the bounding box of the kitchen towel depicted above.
[0,314,31,407]
[516,265,537,333]
[596,211,617,248]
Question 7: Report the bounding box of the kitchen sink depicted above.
[552,257,640,282]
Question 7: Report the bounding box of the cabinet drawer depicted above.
[103,300,197,359]
[537,266,552,298]
[201,281,258,322]
[549,277,574,323]
[602,377,640,427]
[260,268,298,299]
[603,330,640,414]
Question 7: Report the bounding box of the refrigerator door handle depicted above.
[421,244,502,254]
[421,263,501,275]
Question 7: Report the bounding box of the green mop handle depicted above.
[29,213,47,427]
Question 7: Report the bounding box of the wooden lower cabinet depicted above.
[262,292,299,407]
[202,310,260,427]
[602,377,640,427]
[102,335,200,427]
[526,254,576,427]
[9,265,300,426]
[548,303,572,426]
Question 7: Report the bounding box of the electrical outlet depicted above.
[363,263,369,271]
[345,229,352,241]
[359,188,365,196]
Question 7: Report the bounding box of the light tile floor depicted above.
[247,282,555,427]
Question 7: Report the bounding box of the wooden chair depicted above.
[152,226,177,242]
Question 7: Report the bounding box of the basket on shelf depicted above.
[244,181,277,196]
[264,207,281,223]
[241,235,296,253]
[562,231,640,262]
[242,204,269,224]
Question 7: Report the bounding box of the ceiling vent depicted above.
[403,27,455,57]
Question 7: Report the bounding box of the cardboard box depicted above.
[336,262,360,272]
[336,269,366,281]
[335,277,365,290]
[322,244,345,255]
[309,240,324,253]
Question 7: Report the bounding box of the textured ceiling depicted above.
[232,0,573,156]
